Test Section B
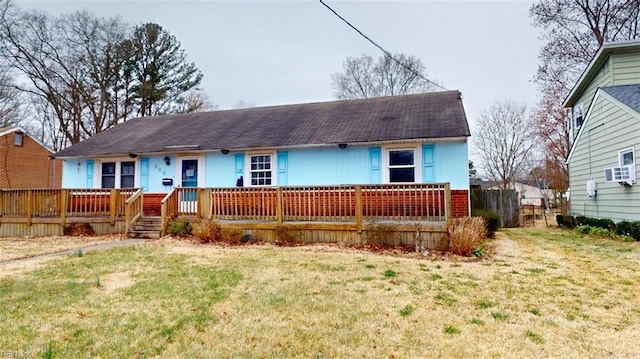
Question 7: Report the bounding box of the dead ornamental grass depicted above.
[1,228,640,358]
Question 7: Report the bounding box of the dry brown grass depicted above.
[191,219,222,243]
[448,217,487,256]
[0,235,117,262]
[2,228,640,358]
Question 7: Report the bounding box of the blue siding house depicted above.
[54,91,471,214]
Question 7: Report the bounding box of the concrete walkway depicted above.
[0,238,147,267]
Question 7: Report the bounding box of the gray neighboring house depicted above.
[565,40,640,221]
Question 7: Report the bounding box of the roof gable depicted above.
[602,85,640,114]
[54,91,470,158]
[564,39,640,108]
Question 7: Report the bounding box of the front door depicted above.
[180,159,198,211]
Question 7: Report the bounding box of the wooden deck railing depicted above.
[0,188,140,226]
[161,184,451,233]
[125,188,144,233]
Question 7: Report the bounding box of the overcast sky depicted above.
[19,0,544,146]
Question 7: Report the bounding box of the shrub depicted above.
[574,216,615,231]
[471,210,500,238]
[556,214,576,229]
[167,217,193,237]
[616,221,640,241]
[191,220,221,243]
[364,223,401,247]
[63,223,95,236]
[575,225,591,234]
[447,217,487,257]
[589,227,613,237]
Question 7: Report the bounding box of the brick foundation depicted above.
[451,189,470,218]
[143,193,165,216]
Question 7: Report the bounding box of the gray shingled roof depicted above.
[54,91,470,158]
[602,85,640,114]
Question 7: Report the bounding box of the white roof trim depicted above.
[54,136,469,160]
[563,39,640,108]
[0,126,55,154]
[567,89,640,162]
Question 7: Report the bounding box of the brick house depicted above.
[0,126,62,189]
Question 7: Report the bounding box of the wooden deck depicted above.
[0,184,457,249]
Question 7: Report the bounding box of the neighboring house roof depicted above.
[601,85,640,114]
[563,39,640,108]
[567,87,640,162]
[54,91,470,158]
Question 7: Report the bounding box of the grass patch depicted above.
[399,305,415,316]
[2,227,640,358]
[444,325,461,334]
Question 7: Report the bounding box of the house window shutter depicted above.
[277,151,288,186]
[140,157,149,191]
[369,147,381,184]
[423,145,435,183]
[86,160,94,188]
[234,153,244,184]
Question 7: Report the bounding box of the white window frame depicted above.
[618,147,635,167]
[382,145,423,184]
[573,102,584,130]
[245,151,277,187]
[95,158,140,189]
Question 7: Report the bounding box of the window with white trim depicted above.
[619,148,635,167]
[388,149,415,183]
[250,154,272,186]
[573,102,584,134]
[100,160,136,189]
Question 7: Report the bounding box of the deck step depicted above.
[127,216,162,239]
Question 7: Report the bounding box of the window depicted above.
[14,132,23,146]
[250,155,272,186]
[619,148,635,167]
[100,160,136,189]
[388,149,415,183]
[102,162,116,188]
[573,103,584,133]
[121,161,135,188]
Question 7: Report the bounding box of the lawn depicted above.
[1,228,640,358]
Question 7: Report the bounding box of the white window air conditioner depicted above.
[603,165,636,186]
[586,180,597,197]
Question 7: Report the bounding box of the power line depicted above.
[319,0,448,92]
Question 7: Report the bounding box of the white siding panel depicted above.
[612,51,640,84]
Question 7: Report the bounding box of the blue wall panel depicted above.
[86,160,94,188]
[287,147,370,185]
[369,147,381,184]
[422,145,435,183]
[147,155,175,192]
[434,142,469,189]
[205,152,238,187]
[62,159,88,188]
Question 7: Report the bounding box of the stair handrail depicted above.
[160,187,179,235]
[125,188,144,234]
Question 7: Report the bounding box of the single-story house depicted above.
[487,182,553,207]
[54,91,471,217]
[564,40,640,221]
[0,126,61,189]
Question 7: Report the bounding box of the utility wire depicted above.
[319,0,448,92]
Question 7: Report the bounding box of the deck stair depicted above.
[128,216,162,239]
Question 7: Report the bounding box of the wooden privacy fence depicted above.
[471,189,518,227]
[0,189,143,235]
[161,183,452,232]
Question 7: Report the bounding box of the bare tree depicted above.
[233,100,256,109]
[530,0,640,197]
[473,101,538,192]
[331,53,441,99]
[0,72,25,127]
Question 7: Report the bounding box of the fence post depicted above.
[355,185,362,233]
[444,183,452,221]
[26,189,33,226]
[60,189,67,228]
[276,187,283,224]
[110,189,118,225]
